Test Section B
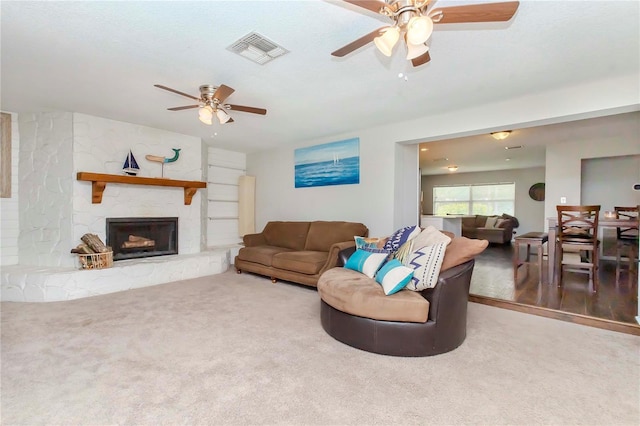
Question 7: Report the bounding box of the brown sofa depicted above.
[235,221,368,287]
[461,214,519,244]
[318,243,480,357]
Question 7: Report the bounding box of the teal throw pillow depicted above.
[344,249,388,278]
[375,259,414,295]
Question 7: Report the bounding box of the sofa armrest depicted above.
[421,259,474,323]
[318,241,357,275]
[243,233,267,247]
[337,246,357,267]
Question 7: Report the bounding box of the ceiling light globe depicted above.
[374,26,400,57]
[199,115,213,125]
[216,108,231,124]
[407,16,433,46]
[199,106,213,120]
[406,42,429,60]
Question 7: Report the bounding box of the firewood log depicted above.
[70,243,95,254]
[80,233,109,253]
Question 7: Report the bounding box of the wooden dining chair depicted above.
[614,206,639,282]
[555,205,601,292]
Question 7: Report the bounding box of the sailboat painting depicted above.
[122,150,140,176]
[294,138,359,188]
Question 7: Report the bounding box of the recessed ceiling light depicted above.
[420,147,428,152]
[491,131,512,140]
[505,158,511,161]
[447,165,459,172]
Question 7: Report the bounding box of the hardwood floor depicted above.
[470,242,640,335]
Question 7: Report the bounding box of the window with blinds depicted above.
[433,183,515,216]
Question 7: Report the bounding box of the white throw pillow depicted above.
[485,216,499,228]
[405,242,448,291]
[411,226,452,249]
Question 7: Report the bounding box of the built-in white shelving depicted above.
[206,148,246,247]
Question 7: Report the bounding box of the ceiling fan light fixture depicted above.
[406,41,429,60]
[198,106,213,125]
[216,108,231,124]
[491,130,512,140]
[374,26,400,57]
[406,15,433,46]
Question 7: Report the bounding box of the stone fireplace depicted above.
[106,217,178,261]
[0,112,230,303]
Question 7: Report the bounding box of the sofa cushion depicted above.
[237,246,294,267]
[263,221,311,250]
[375,259,414,295]
[440,237,489,272]
[305,221,368,252]
[475,215,488,227]
[318,268,429,323]
[272,251,328,275]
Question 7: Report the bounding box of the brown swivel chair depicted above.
[555,205,601,292]
[614,206,639,282]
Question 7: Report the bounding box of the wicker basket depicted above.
[78,251,113,270]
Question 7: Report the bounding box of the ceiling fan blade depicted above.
[331,26,387,57]
[167,105,199,111]
[227,104,267,115]
[342,0,387,14]
[213,84,235,103]
[432,1,519,24]
[154,84,200,101]
[411,51,431,67]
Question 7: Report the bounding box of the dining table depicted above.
[546,216,638,284]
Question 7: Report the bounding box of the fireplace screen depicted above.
[106,217,178,261]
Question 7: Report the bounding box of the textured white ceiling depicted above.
[2,0,639,172]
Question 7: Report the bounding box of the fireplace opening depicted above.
[106,217,178,261]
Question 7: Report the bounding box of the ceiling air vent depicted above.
[504,145,523,150]
[227,32,289,65]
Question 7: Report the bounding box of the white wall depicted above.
[0,112,20,265]
[18,112,74,267]
[247,131,397,237]
[422,167,546,237]
[545,124,640,224]
[581,155,640,211]
[247,73,638,237]
[7,112,204,268]
[72,114,203,263]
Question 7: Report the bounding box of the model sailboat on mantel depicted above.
[122,150,140,176]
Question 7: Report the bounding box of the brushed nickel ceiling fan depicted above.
[332,0,519,66]
[154,84,267,125]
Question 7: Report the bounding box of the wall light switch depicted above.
[560,197,567,204]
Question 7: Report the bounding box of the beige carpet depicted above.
[1,269,639,425]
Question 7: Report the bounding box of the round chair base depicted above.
[320,300,465,357]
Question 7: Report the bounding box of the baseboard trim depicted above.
[469,294,640,336]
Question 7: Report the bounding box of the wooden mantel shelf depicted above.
[77,172,207,205]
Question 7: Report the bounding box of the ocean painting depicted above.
[294,138,360,188]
